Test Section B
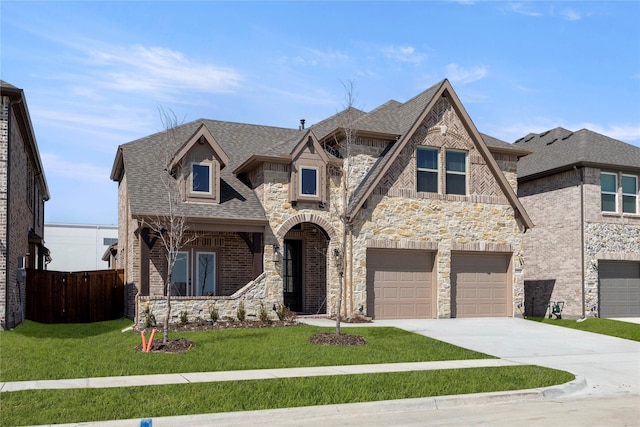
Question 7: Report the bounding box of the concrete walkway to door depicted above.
[354,317,640,397]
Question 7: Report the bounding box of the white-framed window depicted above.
[416,147,439,193]
[300,166,318,197]
[191,162,211,194]
[622,174,638,214]
[601,172,618,213]
[445,149,467,195]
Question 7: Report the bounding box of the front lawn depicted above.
[527,317,640,342]
[1,366,574,426]
[1,320,493,382]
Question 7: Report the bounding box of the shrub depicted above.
[258,302,270,323]
[275,303,296,321]
[179,310,189,325]
[142,305,156,328]
[236,301,246,321]
[208,305,219,323]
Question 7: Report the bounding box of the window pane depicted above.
[446,174,466,195]
[192,164,210,193]
[601,194,616,212]
[170,252,188,296]
[622,175,637,194]
[197,253,215,296]
[417,148,438,170]
[417,171,438,192]
[600,173,616,192]
[301,168,317,195]
[623,195,637,214]
[446,151,466,173]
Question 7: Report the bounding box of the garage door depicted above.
[599,261,640,317]
[451,253,510,318]
[366,249,434,319]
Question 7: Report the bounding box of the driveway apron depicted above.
[372,317,640,397]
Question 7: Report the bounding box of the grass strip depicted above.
[0,366,574,427]
[527,317,640,342]
[0,320,492,382]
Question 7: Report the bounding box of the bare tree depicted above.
[330,80,359,336]
[144,107,197,344]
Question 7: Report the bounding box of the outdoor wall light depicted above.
[272,244,281,263]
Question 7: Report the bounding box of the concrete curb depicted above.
[22,375,587,427]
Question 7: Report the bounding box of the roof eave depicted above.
[232,154,292,176]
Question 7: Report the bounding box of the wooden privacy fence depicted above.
[26,269,125,324]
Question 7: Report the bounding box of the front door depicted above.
[283,240,303,312]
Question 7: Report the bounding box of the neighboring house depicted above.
[44,223,118,271]
[0,81,50,330]
[111,79,533,324]
[516,128,640,318]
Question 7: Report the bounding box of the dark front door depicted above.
[283,240,303,312]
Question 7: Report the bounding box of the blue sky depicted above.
[2,1,639,225]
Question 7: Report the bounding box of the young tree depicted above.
[330,80,359,336]
[144,108,197,344]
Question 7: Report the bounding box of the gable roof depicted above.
[111,119,300,222]
[170,123,230,172]
[344,79,534,230]
[514,127,640,181]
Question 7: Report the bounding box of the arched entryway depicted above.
[281,222,330,314]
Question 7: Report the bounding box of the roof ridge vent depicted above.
[561,132,573,140]
[546,138,557,145]
[539,130,550,137]
[524,135,536,142]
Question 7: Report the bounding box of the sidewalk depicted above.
[1,358,521,392]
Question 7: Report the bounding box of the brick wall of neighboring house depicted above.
[0,96,8,328]
[1,96,32,329]
[519,166,640,318]
[518,169,583,317]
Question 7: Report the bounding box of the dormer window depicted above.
[300,167,318,196]
[191,163,211,194]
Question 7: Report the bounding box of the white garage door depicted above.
[599,261,640,318]
[366,249,434,319]
[451,253,510,318]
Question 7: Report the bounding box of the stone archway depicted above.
[277,215,336,315]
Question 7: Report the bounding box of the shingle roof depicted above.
[114,79,533,226]
[117,119,300,220]
[514,127,640,180]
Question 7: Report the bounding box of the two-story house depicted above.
[0,81,50,330]
[111,79,533,325]
[516,128,640,319]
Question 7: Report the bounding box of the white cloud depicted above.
[85,44,243,95]
[559,8,582,21]
[381,45,426,64]
[41,152,112,183]
[507,2,543,17]
[445,63,488,84]
[289,48,349,67]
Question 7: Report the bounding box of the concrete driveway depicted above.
[372,317,640,397]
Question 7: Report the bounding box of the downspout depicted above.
[348,223,353,316]
[575,166,586,319]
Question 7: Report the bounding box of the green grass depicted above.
[527,317,640,342]
[0,366,574,427]
[0,320,492,382]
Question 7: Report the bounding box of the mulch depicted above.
[134,317,370,353]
